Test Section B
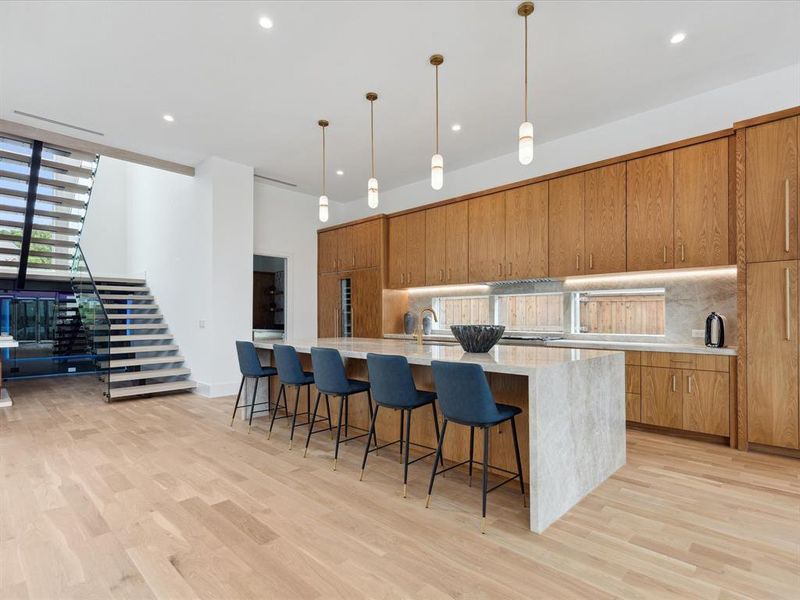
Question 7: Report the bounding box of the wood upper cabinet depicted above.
[425,206,447,285]
[505,182,548,279]
[352,219,382,270]
[641,366,683,429]
[388,212,426,288]
[468,192,506,282]
[336,226,355,271]
[445,201,469,283]
[745,117,798,263]
[746,260,799,449]
[683,370,729,436]
[318,230,338,274]
[548,173,585,277]
[584,163,627,274]
[627,152,675,271]
[674,138,730,267]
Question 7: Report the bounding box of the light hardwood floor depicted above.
[0,376,798,599]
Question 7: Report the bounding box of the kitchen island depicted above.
[254,337,625,533]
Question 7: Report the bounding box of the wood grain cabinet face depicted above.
[626,152,675,271]
[625,364,642,422]
[674,139,730,267]
[336,226,355,271]
[405,211,427,287]
[641,366,683,429]
[584,163,627,274]
[317,273,341,337]
[468,192,506,282]
[318,230,338,274]
[505,182,548,279]
[548,173,585,277]
[352,220,381,270]
[746,260,799,449]
[388,216,407,288]
[745,117,798,263]
[351,268,383,338]
[425,206,447,285]
[683,370,730,436]
[445,201,469,283]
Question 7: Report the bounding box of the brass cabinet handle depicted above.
[498,262,503,277]
[589,253,593,270]
[663,245,668,263]
[680,243,685,262]
[785,179,791,253]
[672,374,677,393]
[687,375,693,394]
[400,272,404,285]
[575,254,580,271]
[786,267,792,341]
[508,262,512,277]
[448,268,452,281]
[440,269,444,282]
[408,271,412,284]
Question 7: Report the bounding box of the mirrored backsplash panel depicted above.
[390,266,736,348]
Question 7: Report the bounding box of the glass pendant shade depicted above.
[518,121,534,165]
[431,153,443,190]
[367,177,379,209]
[318,194,329,223]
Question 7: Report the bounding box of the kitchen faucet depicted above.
[415,307,438,345]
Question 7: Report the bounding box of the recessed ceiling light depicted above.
[162,114,174,122]
[259,16,273,29]
[451,124,461,132]
[336,170,344,176]
[670,32,686,44]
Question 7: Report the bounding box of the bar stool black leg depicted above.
[267,376,272,413]
[306,385,311,424]
[344,395,349,438]
[288,385,302,449]
[304,392,322,458]
[247,378,259,433]
[510,417,527,507]
[425,419,448,508]
[324,395,333,439]
[267,384,285,439]
[399,411,405,460]
[333,395,346,471]
[366,390,378,448]
[230,376,245,427]
[481,427,489,534]
[359,404,380,481]
[431,403,444,468]
[468,426,475,487]
[402,408,412,498]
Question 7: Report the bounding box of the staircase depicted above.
[0,135,97,282]
[53,297,90,356]
[92,277,195,400]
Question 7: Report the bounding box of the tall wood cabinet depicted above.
[388,212,426,288]
[627,152,675,271]
[425,201,470,285]
[548,173,585,277]
[468,192,506,282]
[505,183,549,279]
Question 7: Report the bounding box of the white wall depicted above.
[253,182,323,339]
[332,64,800,224]
[80,156,128,276]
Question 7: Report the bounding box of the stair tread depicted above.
[108,344,179,355]
[108,380,196,399]
[106,314,163,320]
[109,368,191,383]
[100,355,184,368]
[95,284,150,292]
[108,323,168,330]
[100,295,155,301]
[109,334,173,342]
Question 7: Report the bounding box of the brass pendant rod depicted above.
[370,99,375,178]
[322,125,326,195]
[435,64,440,154]
[524,12,528,123]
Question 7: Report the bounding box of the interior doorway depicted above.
[253,255,287,341]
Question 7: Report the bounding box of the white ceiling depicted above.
[1,1,798,202]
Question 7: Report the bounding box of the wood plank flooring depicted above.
[0,375,798,599]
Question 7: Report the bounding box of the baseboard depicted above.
[193,380,239,398]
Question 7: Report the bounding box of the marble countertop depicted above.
[253,337,620,377]
[383,333,737,356]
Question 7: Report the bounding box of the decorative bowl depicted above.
[450,325,505,353]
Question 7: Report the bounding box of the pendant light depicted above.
[318,119,329,223]
[430,54,444,190]
[517,2,534,165]
[366,92,379,209]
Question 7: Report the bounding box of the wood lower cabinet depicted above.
[468,192,506,282]
[627,152,675,271]
[625,363,642,422]
[351,268,382,338]
[684,370,730,436]
[548,173,585,277]
[318,273,341,337]
[389,212,426,288]
[584,163,627,274]
[745,116,798,263]
[746,260,799,449]
[505,182,548,279]
[642,366,683,429]
[674,138,730,267]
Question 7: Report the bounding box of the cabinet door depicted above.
[353,220,382,270]
[548,173,585,277]
[585,163,626,274]
[683,370,729,436]
[352,268,382,338]
[337,226,355,271]
[746,260,799,449]
[745,117,798,263]
[468,193,506,282]
[405,211,427,287]
[425,206,447,285]
[318,230,338,274]
[674,138,730,267]
[627,152,674,271]
[388,216,407,288]
[625,364,641,422]
[446,201,469,283]
[641,366,683,428]
[318,273,341,337]
[505,182,548,279]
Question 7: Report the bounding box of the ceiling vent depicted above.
[13,110,104,136]
[254,173,297,187]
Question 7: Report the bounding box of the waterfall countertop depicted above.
[253,337,618,377]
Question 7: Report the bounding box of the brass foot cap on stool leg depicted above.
[303,448,308,458]
[403,484,407,498]
[247,426,252,434]
[332,459,337,471]
[425,494,431,508]
[480,517,486,534]
[288,439,293,450]
[522,495,527,508]
[359,469,364,481]
[267,431,272,440]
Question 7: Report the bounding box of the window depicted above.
[433,296,491,328]
[574,289,665,335]
[496,293,563,333]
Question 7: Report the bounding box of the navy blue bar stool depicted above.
[361,353,444,497]
[269,344,332,448]
[307,347,377,470]
[232,341,277,432]
[427,360,526,533]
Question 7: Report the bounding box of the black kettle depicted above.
[705,312,726,348]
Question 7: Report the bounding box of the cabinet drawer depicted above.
[641,351,728,372]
